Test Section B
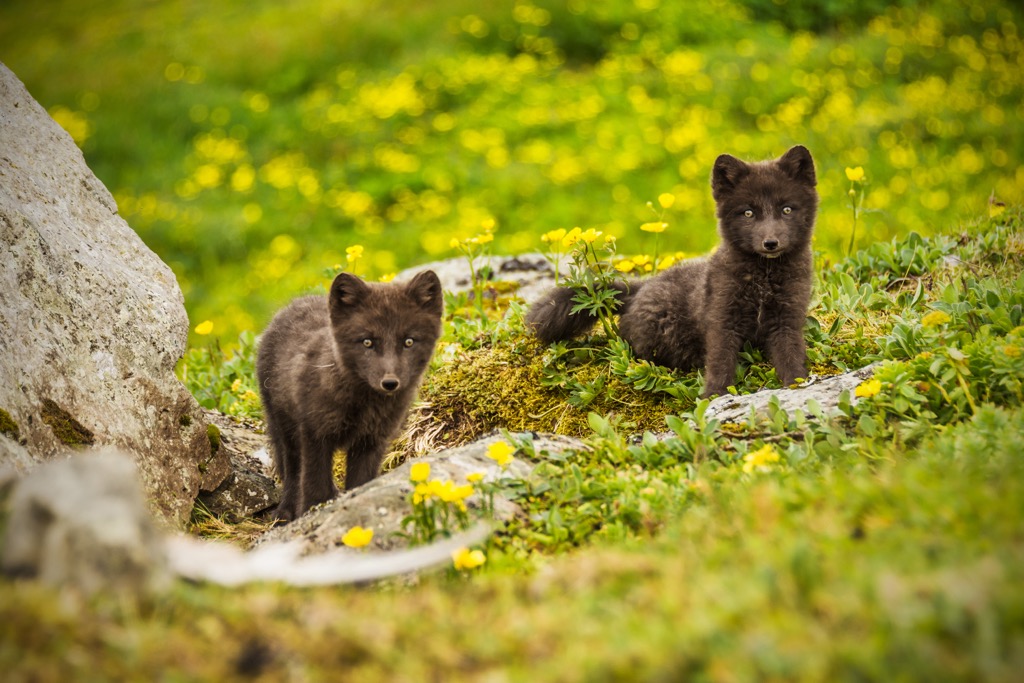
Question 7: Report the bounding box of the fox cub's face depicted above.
[329,270,444,394]
[711,145,819,259]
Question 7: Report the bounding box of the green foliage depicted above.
[3,0,1022,342]
[178,331,262,419]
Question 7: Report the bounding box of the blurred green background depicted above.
[2,0,1022,344]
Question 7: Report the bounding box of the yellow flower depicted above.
[579,228,602,244]
[467,472,485,483]
[615,260,636,273]
[541,228,567,244]
[475,232,494,244]
[640,222,668,233]
[742,444,780,474]
[561,227,583,247]
[449,237,462,249]
[379,272,396,282]
[1003,345,1020,358]
[452,547,486,570]
[658,193,676,209]
[194,320,214,335]
[845,166,865,182]
[921,310,951,328]
[409,461,430,483]
[657,255,676,270]
[854,378,882,398]
[346,244,364,262]
[412,482,432,505]
[486,441,514,468]
[989,202,1006,218]
[341,526,374,548]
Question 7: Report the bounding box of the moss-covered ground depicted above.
[3,211,1024,681]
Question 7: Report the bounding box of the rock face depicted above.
[0,63,222,526]
[1,449,170,595]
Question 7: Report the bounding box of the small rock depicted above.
[0,449,170,595]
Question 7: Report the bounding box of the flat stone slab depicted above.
[705,363,881,424]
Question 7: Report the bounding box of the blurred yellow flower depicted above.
[476,232,494,244]
[1003,345,1021,358]
[561,227,583,247]
[579,228,602,244]
[541,228,567,244]
[194,320,214,335]
[845,166,865,182]
[409,461,430,483]
[341,526,374,548]
[657,255,676,270]
[379,272,396,282]
[346,245,364,262]
[658,193,676,209]
[921,310,951,327]
[854,379,882,398]
[742,444,780,473]
[615,260,636,273]
[467,472,485,483]
[452,547,486,570]
[450,237,462,249]
[486,440,514,468]
[640,222,668,233]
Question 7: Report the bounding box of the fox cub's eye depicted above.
[782,206,793,215]
[362,339,373,348]
[743,209,754,218]
[404,338,415,348]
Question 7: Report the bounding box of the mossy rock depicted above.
[207,423,222,453]
[0,408,20,442]
[39,399,94,448]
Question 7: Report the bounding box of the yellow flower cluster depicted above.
[742,444,781,474]
[413,478,474,510]
[921,310,951,328]
[854,379,882,398]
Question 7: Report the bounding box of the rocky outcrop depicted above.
[0,63,224,526]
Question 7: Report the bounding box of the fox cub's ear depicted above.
[777,145,816,186]
[406,270,444,317]
[330,272,370,312]
[711,154,750,201]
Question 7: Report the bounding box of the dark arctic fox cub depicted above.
[527,145,818,398]
[257,270,444,521]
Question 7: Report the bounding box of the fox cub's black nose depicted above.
[381,378,400,392]
[763,239,779,251]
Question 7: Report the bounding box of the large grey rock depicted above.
[0,449,170,595]
[0,63,222,526]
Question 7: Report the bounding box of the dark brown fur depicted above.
[257,270,443,521]
[527,145,818,398]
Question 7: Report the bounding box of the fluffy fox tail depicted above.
[525,280,639,344]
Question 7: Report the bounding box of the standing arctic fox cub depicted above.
[527,145,818,398]
[257,270,443,521]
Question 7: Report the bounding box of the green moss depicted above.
[179,413,193,427]
[207,423,221,453]
[39,399,94,448]
[411,333,680,452]
[0,408,19,442]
